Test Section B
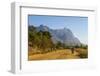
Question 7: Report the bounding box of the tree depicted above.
[28,25,56,53]
[55,41,63,49]
[39,31,54,52]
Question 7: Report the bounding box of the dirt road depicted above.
[28,49,80,60]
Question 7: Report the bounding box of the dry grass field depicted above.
[28,48,88,61]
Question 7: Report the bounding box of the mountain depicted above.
[35,24,81,46]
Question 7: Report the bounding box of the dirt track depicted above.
[28,49,81,60]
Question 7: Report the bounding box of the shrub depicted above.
[78,50,88,58]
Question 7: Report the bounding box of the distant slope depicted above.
[30,24,81,46]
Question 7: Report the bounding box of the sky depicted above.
[28,15,88,44]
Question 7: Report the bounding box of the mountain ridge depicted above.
[30,24,81,46]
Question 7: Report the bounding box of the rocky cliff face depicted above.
[36,24,81,46]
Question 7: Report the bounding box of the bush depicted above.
[78,50,88,58]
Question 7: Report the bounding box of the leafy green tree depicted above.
[28,26,36,47]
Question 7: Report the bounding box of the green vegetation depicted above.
[28,25,88,60]
[78,50,88,58]
[28,26,55,53]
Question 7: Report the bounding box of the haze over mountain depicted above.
[33,24,81,46]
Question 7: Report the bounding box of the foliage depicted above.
[28,25,54,53]
[78,50,88,58]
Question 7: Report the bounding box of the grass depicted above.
[28,48,88,61]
